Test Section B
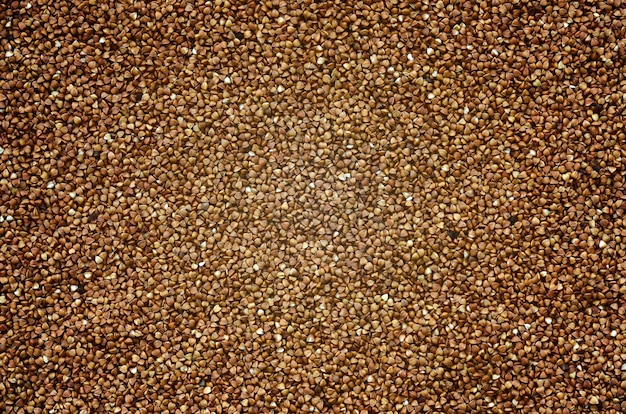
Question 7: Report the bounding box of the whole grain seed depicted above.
[1,0,626,412]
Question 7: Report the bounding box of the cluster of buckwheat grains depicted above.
[1,0,626,412]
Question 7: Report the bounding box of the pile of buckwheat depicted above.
[1,0,626,412]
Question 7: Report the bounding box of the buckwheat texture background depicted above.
[1,0,626,412]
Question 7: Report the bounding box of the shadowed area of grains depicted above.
[1,0,626,412]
